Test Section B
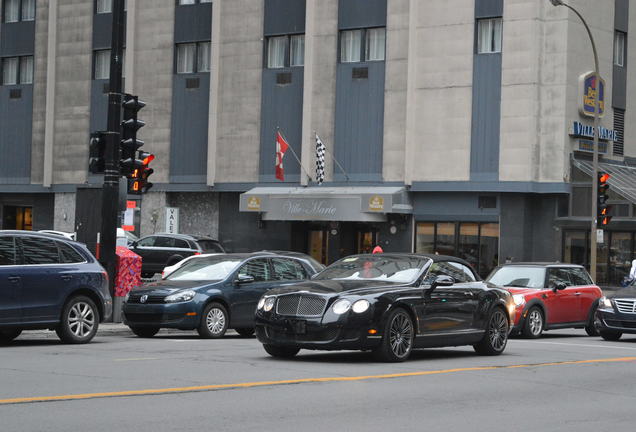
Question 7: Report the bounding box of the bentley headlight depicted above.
[512,294,526,306]
[165,289,196,303]
[264,297,276,312]
[599,296,612,309]
[332,299,352,315]
[257,297,266,310]
[352,299,370,313]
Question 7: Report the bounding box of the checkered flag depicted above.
[315,133,326,185]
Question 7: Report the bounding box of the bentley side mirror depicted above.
[236,274,255,284]
[427,275,455,294]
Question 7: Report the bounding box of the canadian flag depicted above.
[275,131,289,181]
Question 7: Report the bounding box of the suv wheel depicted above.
[263,344,300,358]
[130,326,160,338]
[0,329,22,344]
[56,296,99,344]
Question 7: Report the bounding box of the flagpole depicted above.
[314,131,349,181]
[277,127,314,182]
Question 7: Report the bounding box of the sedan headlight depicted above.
[512,294,526,306]
[332,299,352,315]
[263,297,276,312]
[352,299,370,313]
[165,289,196,303]
[257,297,266,310]
[599,296,612,309]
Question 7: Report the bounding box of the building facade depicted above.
[1,0,636,283]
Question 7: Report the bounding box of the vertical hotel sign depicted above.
[579,71,605,118]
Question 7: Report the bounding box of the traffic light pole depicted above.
[100,0,126,300]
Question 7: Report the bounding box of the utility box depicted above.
[113,246,142,322]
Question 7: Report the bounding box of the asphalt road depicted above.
[1,326,635,432]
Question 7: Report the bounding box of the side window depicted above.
[458,263,477,282]
[567,268,592,286]
[174,239,190,249]
[154,237,176,248]
[0,236,16,265]
[237,259,271,282]
[425,262,466,283]
[444,262,469,283]
[548,268,572,288]
[20,237,60,265]
[137,236,156,247]
[272,258,307,281]
[57,242,85,264]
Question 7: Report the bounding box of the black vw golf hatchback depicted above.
[255,253,515,362]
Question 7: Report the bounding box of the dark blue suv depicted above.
[0,231,112,344]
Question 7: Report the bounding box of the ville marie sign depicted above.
[579,71,605,118]
[570,121,617,141]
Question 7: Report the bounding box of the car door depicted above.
[565,267,598,322]
[0,235,21,324]
[229,258,274,327]
[544,267,578,324]
[419,261,476,334]
[17,236,67,322]
[132,236,159,275]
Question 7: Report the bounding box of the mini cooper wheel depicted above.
[198,302,228,338]
[56,296,99,344]
[373,308,414,362]
[600,330,622,341]
[474,308,509,356]
[130,326,160,338]
[235,328,255,338]
[0,329,21,344]
[522,306,544,338]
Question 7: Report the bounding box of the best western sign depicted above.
[579,71,605,118]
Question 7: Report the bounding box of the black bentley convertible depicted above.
[255,253,515,362]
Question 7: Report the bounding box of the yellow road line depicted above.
[1,356,634,405]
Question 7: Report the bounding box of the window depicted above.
[416,222,500,278]
[179,0,212,4]
[20,238,60,265]
[265,34,304,68]
[547,268,571,288]
[566,267,593,286]
[340,29,362,63]
[0,236,16,266]
[238,259,271,282]
[272,258,307,281]
[176,42,210,74]
[614,31,626,67]
[290,34,305,66]
[173,239,190,249]
[96,0,111,13]
[340,28,385,63]
[365,27,385,61]
[1,55,33,85]
[477,17,503,54]
[614,108,625,156]
[154,237,177,248]
[3,0,34,22]
[137,236,156,247]
[94,49,110,79]
[58,242,85,264]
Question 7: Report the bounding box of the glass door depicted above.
[308,230,329,265]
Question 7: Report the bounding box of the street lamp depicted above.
[549,0,602,281]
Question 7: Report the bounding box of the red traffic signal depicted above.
[597,171,612,226]
[128,151,154,195]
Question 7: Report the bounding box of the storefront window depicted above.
[479,223,500,277]
[416,222,499,278]
[436,223,455,256]
[609,232,632,285]
[564,231,587,266]
[458,223,479,269]
[415,223,434,254]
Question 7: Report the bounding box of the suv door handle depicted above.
[8,276,20,282]
[61,275,73,281]
[463,291,474,297]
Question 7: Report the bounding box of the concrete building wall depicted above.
[53,192,76,232]
[409,0,474,182]
[624,3,636,158]
[30,0,50,184]
[52,0,92,185]
[167,192,219,238]
[214,0,263,183]
[133,0,175,185]
[382,0,408,182]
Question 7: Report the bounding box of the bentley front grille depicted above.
[276,295,327,317]
[614,299,636,314]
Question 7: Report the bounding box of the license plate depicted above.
[290,320,306,334]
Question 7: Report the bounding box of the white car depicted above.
[161,253,221,278]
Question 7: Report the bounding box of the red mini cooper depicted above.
[485,263,602,338]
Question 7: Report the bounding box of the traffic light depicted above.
[88,131,106,174]
[128,151,154,195]
[597,172,612,226]
[120,93,146,177]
